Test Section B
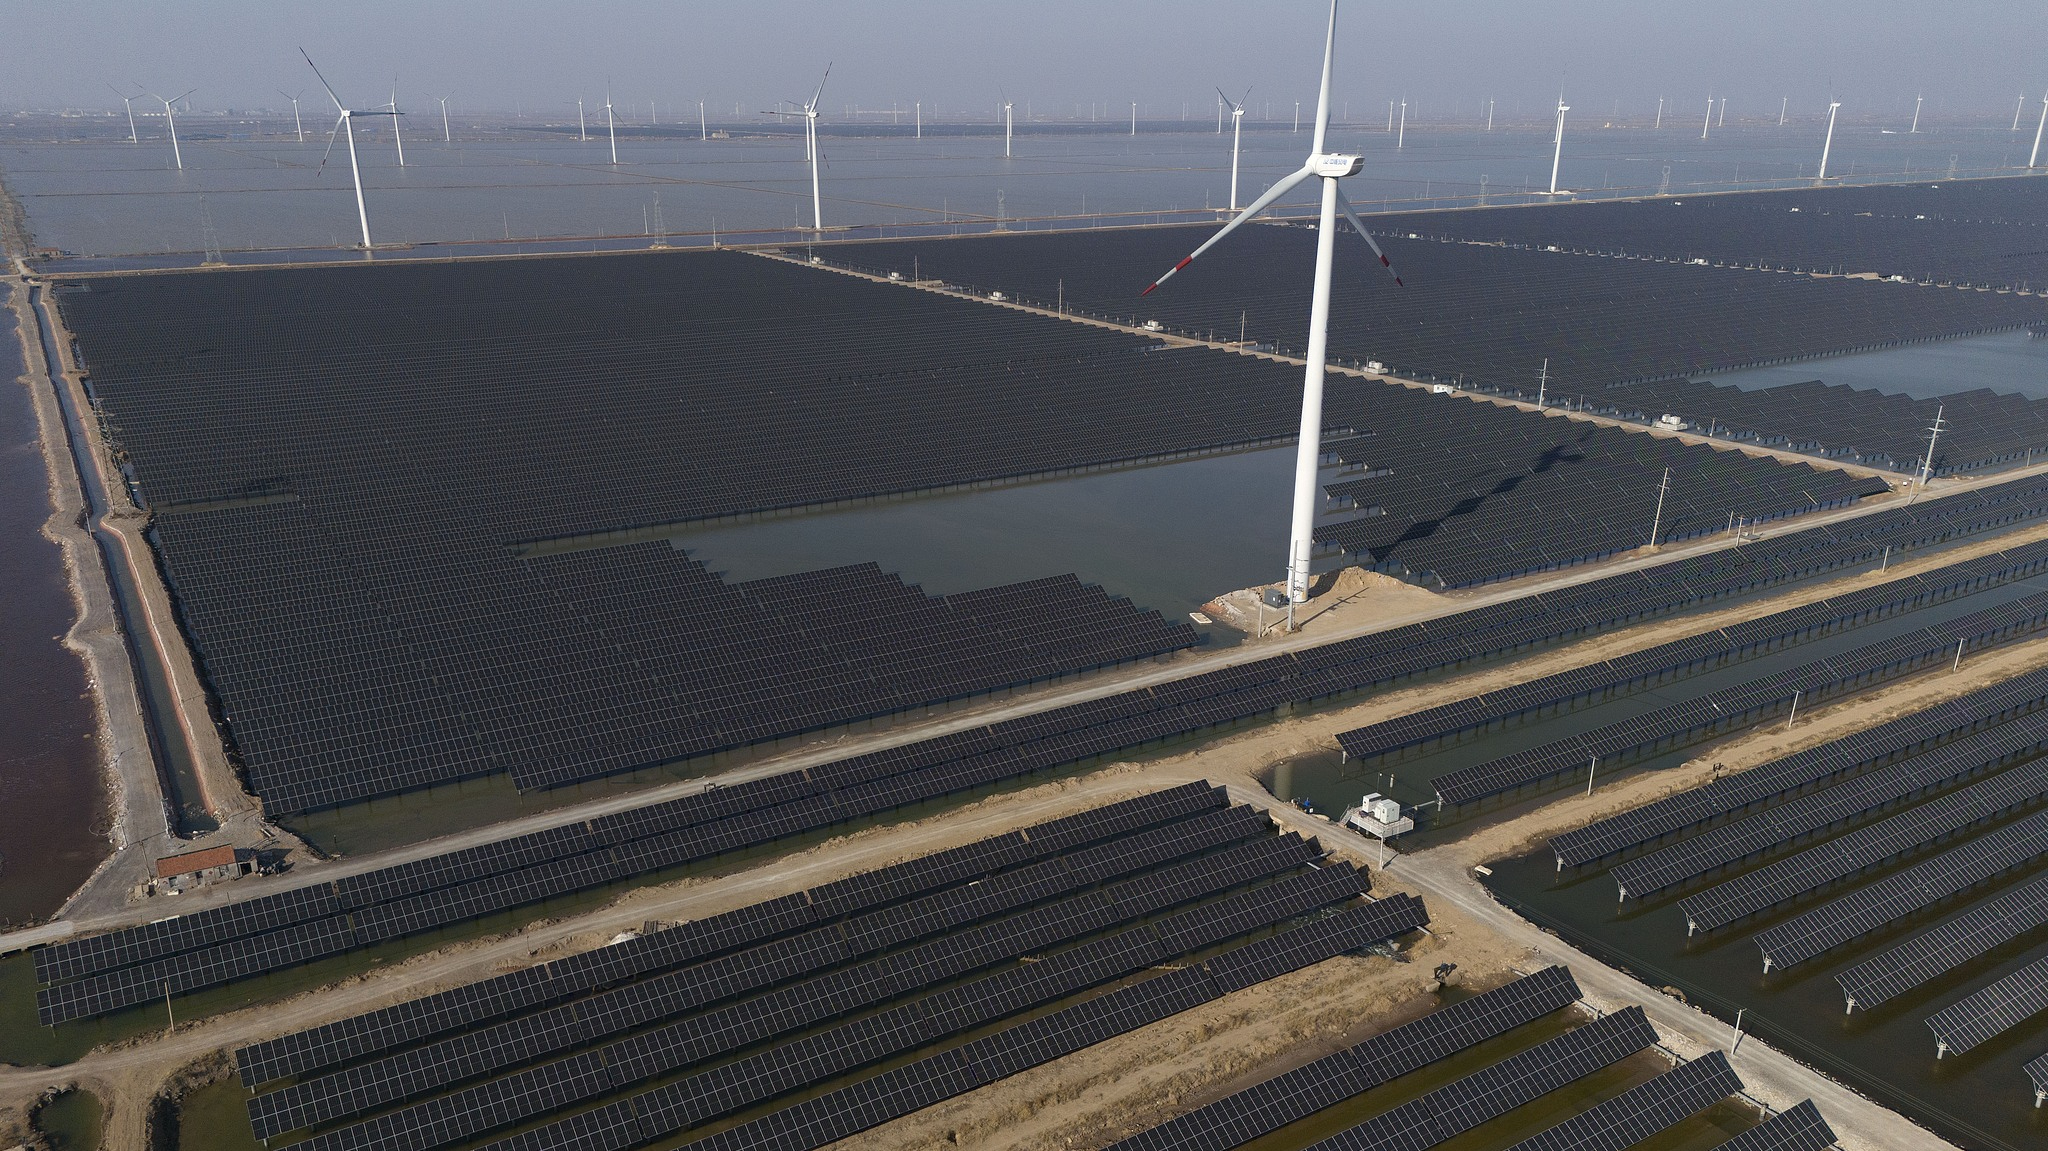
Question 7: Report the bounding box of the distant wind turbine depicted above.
[1654,96,1663,130]
[763,67,830,228]
[1004,96,1014,157]
[1817,100,1842,180]
[2016,93,2027,133]
[1701,95,1712,139]
[1218,86,1250,210]
[1397,98,1406,148]
[1137,0,1404,620]
[436,94,452,142]
[1910,93,1922,133]
[148,87,197,169]
[109,83,141,144]
[604,86,618,164]
[2032,93,2048,168]
[1548,94,1570,194]
[278,89,304,142]
[577,98,587,142]
[387,81,405,166]
[302,49,397,249]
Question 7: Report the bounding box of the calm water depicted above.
[2,121,2036,260]
[0,282,107,927]
[1706,329,2048,401]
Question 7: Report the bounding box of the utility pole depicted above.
[1536,358,1548,409]
[1913,404,1946,500]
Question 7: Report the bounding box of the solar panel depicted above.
[2027,1051,2048,1106]
[1681,762,2048,937]
[35,882,339,984]
[1554,663,2048,866]
[1837,873,2048,1012]
[1618,715,2048,900]
[1501,1051,1742,1151]
[1107,965,1579,1151]
[1711,1100,1839,1151]
[1753,808,2048,971]
[1926,953,2048,1057]
[1300,1007,1657,1151]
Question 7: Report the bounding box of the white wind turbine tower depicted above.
[109,82,140,142]
[2016,94,2027,133]
[1910,93,1922,133]
[1218,86,1250,210]
[2031,93,2048,168]
[604,87,619,164]
[387,81,405,166]
[436,94,452,142]
[1548,94,1570,194]
[1816,100,1842,180]
[278,89,304,142]
[149,88,197,169]
[302,49,399,250]
[1701,95,1712,139]
[804,68,831,227]
[1004,96,1014,157]
[577,98,587,141]
[1138,0,1404,621]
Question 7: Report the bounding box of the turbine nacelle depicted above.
[1312,153,1364,178]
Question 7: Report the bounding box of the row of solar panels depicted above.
[245,803,1291,1141]
[1340,537,2048,765]
[282,859,1415,1151]
[1107,963,1835,1151]
[235,784,1227,1088]
[38,469,2048,1027]
[1617,710,2048,900]
[1434,590,2048,806]
[1678,756,2048,938]
[1555,661,2048,867]
[1542,668,2048,1092]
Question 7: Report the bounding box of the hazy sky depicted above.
[6,1,2045,126]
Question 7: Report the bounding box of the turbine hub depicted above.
[1312,153,1364,178]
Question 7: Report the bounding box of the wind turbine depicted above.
[1004,96,1014,157]
[1817,100,1842,180]
[577,98,587,141]
[1548,94,1570,194]
[1218,86,1250,210]
[278,89,304,142]
[148,88,197,169]
[1910,93,1922,133]
[2016,93,2027,133]
[109,83,141,144]
[604,87,619,164]
[1396,98,1406,148]
[1138,0,1403,620]
[803,68,830,226]
[2032,93,2048,168]
[1701,95,1712,139]
[302,49,398,250]
[387,81,405,166]
[436,94,452,142]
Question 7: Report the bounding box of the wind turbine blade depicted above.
[301,49,347,113]
[1216,86,1236,112]
[317,114,345,174]
[1309,0,1337,154]
[172,88,197,104]
[1333,187,1405,286]
[1139,162,1317,295]
[809,64,832,111]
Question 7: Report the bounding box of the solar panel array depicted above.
[245,807,1287,1141]
[1387,178,2048,294]
[1593,376,2048,477]
[1554,659,2048,867]
[232,782,1222,1086]
[1501,1049,1742,1151]
[1750,809,2048,970]
[1340,539,2048,767]
[221,789,1410,1151]
[1437,590,2048,807]
[1836,874,2048,1011]
[1927,953,2048,1056]
[1618,712,2048,900]
[38,470,2048,1027]
[826,213,2039,403]
[652,896,1428,1151]
[1298,1007,1658,1151]
[1105,965,1582,1151]
[1713,1100,1840,1151]
[1680,760,2048,937]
